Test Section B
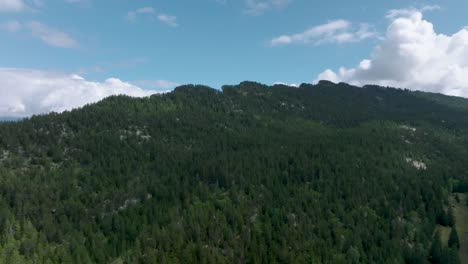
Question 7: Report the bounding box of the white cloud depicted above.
[273,82,299,87]
[420,5,440,12]
[0,68,166,117]
[132,80,180,89]
[26,21,79,48]
[245,0,291,15]
[386,5,440,19]
[0,20,21,32]
[0,0,26,11]
[0,0,44,12]
[126,7,177,27]
[1,20,78,48]
[315,8,468,98]
[271,20,376,46]
[126,7,155,21]
[157,14,177,27]
[135,7,154,13]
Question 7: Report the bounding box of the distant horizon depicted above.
[0,117,22,121]
[2,79,467,119]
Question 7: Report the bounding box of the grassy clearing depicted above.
[451,193,468,264]
[436,224,452,246]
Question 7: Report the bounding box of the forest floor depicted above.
[452,193,468,264]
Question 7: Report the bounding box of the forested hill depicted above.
[1,81,468,263]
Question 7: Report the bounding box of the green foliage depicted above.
[448,228,460,249]
[440,247,460,264]
[430,232,443,263]
[430,231,460,264]
[448,207,455,227]
[438,207,456,227]
[0,82,467,263]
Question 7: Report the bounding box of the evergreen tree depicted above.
[440,247,460,264]
[429,232,443,264]
[448,228,460,249]
[437,211,449,227]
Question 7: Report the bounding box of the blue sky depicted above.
[1,0,468,116]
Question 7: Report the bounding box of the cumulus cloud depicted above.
[0,0,26,11]
[0,68,166,117]
[315,8,468,98]
[271,20,376,46]
[245,0,291,15]
[26,21,79,48]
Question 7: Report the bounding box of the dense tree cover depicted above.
[448,228,460,249]
[0,81,468,263]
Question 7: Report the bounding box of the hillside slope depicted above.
[0,81,467,263]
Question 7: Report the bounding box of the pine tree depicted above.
[447,207,455,227]
[440,247,460,264]
[447,247,460,264]
[448,228,460,249]
[437,211,449,226]
[429,232,443,264]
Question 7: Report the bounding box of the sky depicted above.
[1,0,468,117]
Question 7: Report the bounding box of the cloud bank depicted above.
[316,8,468,97]
[0,68,164,117]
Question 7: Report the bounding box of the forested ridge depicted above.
[0,81,467,263]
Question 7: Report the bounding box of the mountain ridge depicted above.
[0,81,467,263]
